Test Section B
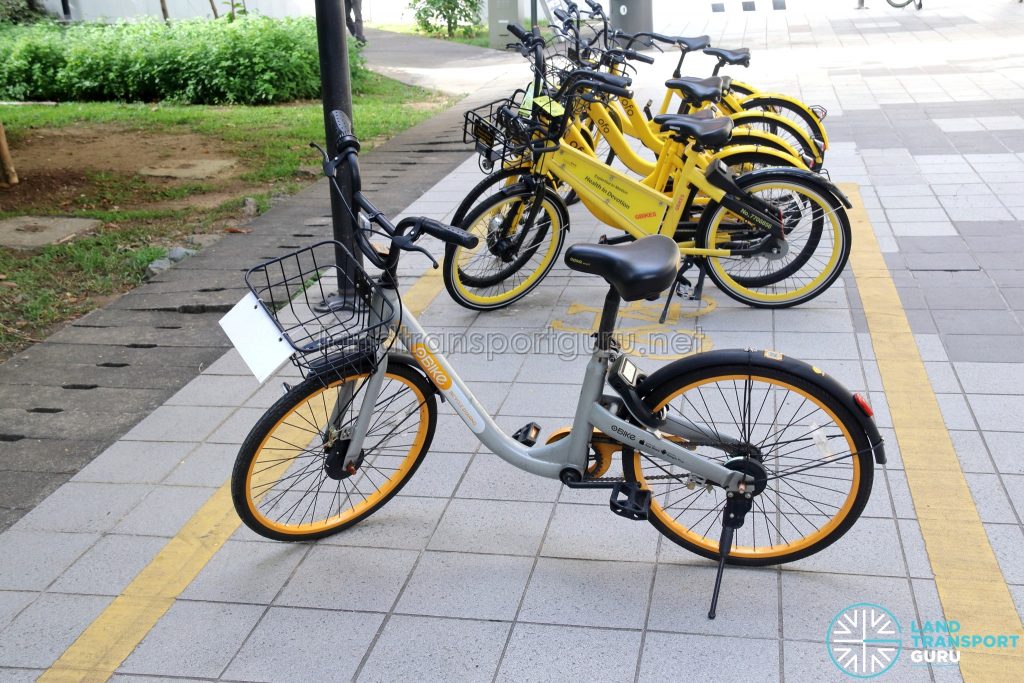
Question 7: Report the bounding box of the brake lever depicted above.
[309,142,339,179]
[393,234,439,269]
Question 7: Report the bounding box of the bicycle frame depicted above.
[340,285,748,492]
[533,135,741,256]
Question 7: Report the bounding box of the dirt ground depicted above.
[0,125,251,214]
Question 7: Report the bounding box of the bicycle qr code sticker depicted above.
[219,292,294,383]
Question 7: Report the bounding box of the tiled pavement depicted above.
[4,1,1024,681]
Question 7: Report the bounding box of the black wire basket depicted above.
[462,90,541,165]
[244,241,395,373]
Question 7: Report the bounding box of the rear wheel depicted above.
[623,354,873,566]
[697,172,850,308]
[232,361,436,541]
[443,185,567,310]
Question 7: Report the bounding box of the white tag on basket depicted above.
[219,292,293,383]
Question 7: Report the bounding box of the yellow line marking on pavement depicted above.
[843,183,1024,682]
[41,267,446,683]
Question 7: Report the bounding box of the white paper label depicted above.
[218,292,293,383]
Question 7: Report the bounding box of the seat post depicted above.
[596,288,621,351]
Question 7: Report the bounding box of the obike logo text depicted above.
[610,424,637,441]
[411,343,452,390]
[635,211,657,220]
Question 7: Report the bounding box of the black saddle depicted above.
[677,35,711,52]
[704,47,751,67]
[643,33,710,52]
[665,76,723,104]
[564,236,679,302]
[653,114,734,148]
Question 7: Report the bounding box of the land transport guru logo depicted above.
[827,603,902,678]
[826,602,1022,677]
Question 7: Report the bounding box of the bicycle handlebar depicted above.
[507,22,529,42]
[416,217,479,249]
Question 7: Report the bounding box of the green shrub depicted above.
[0,17,368,104]
[0,0,42,24]
[411,0,482,38]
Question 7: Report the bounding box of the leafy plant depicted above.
[0,17,368,105]
[0,0,42,24]
[410,0,482,38]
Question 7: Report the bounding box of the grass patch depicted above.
[0,74,455,357]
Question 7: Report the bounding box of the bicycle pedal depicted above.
[609,482,651,521]
[513,422,541,447]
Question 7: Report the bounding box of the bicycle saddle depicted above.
[642,33,710,52]
[664,76,723,104]
[703,47,751,67]
[677,35,711,51]
[564,235,679,302]
[653,114,735,148]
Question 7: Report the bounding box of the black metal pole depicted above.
[314,0,360,306]
[531,0,538,28]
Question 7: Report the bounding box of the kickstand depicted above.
[708,525,734,620]
[690,266,707,302]
[707,490,752,620]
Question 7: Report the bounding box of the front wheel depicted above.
[623,352,874,566]
[443,184,567,311]
[231,360,437,541]
[697,172,851,308]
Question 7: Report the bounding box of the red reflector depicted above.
[853,393,873,417]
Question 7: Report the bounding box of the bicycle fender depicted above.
[637,349,885,464]
[737,94,830,148]
[712,144,809,171]
[733,166,853,208]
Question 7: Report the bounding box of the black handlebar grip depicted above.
[626,50,655,65]
[585,0,602,11]
[593,72,632,89]
[419,218,479,249]
[553,7,570,22]
[330,109,360,155]
[507,22,528,41]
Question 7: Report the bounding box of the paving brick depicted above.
[50,534,167,596]
[428,498,551,556]
[72,441,194,485]
[541,503,660,563]
[0,593,111,669]
[118,600,264,678]
[360,615,508,683]
[13,482,150,534]
[496,623,642,683]
[519,557,653,629]
[276,545,417,612]
[396,551,532,621]
[639,632,779,683]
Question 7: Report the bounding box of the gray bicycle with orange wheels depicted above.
[228,111,885,619]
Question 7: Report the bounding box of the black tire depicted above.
[623,351,874,566]
[739,96,828,156]
[232,360,437,541]
[696,171,851,308]
[443,184,568,311]
[729,112,821,170]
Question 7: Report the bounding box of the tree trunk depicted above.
[0,120,18,187]
[159,0,170,21]
[208,0,219,18]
